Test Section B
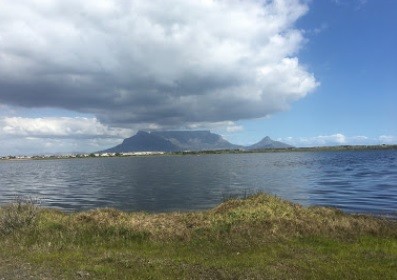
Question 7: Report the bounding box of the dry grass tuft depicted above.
[209,194,397,239]
[0,197,41,235]
[68,210,210,241]
[34,193,397,242]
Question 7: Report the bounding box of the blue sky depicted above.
[223,0,397,146]
[0,0,396,155]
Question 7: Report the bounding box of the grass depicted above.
[0,193,396,279]
[0,197,40,235]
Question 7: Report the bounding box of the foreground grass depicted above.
[1,194,396,279]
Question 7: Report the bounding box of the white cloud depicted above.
[0,117,135,155]
[0,0,317,127]
[379,135,397,144]
[279,133,397,147]
[185,121,242,132]
[280,133,346,146]
[226,125,244,133]
[331,0,368,9]
[318,133,346,145]
[307,23,329,35]
[0,136,123,156]
[0,117,133,139]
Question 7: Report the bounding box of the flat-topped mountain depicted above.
[103,131,292,153]
[151,131,240,151]
[105,131,179,153]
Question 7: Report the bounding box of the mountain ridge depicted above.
[103,130,292,153]
[246,136,293,149]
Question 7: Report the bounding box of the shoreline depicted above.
[1,144,396,162]
[1,194,396,279]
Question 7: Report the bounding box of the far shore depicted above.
[1,144,396,161]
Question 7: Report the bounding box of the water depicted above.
[0,150,396,217]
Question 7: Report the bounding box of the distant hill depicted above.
[246,136,293,150]
[103,131,292,153]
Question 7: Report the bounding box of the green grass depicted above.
[1,194,396,279]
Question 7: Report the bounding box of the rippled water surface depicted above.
[1,150,396,217]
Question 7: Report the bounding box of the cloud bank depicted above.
[0,116,132,155]
[0,0,317,128]
[279,134,397,147]
[0,117,132,139]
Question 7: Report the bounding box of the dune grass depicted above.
[1,194,396,279]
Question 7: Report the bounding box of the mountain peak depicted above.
[103,131,292,153]
[247,136,292,150]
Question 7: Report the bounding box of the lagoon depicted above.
[0,150,396,217]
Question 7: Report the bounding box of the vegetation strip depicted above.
[1,194,396,279]
[1,144,397,161]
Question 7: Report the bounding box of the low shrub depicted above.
[0,197,40,235]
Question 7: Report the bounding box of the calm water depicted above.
[0,150,396,217]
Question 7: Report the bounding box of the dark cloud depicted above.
[0,0,317,128]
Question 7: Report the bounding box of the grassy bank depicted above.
[1,194,396,279]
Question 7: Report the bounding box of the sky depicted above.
[0,0,396,155]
